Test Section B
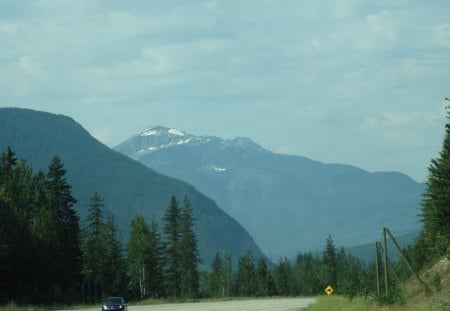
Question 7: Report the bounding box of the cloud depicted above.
[1,0,450,181]
[365,108,445,129]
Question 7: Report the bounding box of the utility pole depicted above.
[383,227,389,296]
[384,228,431,294]
[375,243,380,295]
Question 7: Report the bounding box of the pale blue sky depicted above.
[1,0,449,182]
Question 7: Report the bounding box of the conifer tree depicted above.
[102,214,128,297]
[0,152,35,303]
[163,195,182,297]
[294,253,323,295]
[146,219,164,298]
[336,247,366,297]
[273,258,293,296]
[208,251,223,297]
[221,252,233,297]
[323,235,337,287]
[81,193,107,301]
[0,150,83,304]
[40,155,81,302]
[418,105,450,262]
[255,257,272,296]
[180,196,199,298]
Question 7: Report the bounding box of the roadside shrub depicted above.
[374,287,406,306]
[432,273,442,292]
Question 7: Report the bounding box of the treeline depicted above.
[82,193,199,301]
[0,147,201,304]
[0,147,378,304]
[206,235,374,298]
[2,120,449,306]
[0,148,82,303]
[413,106,450,267]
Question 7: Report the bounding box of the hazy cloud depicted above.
[1,0,449,181]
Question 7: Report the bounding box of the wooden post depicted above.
[383,227,389,297]
[385,228,431,294]
[375,243,380,295]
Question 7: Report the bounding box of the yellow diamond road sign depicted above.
[325,285,334,295]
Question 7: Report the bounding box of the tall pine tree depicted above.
[323,235,337,288]
[81,192,107,301]
[208,251,223,297]
[102,214,128,297]
[146,219,164,298]
[0,149,35,303]
[35,155,82,302]
[180,196,199,298]
[163,195,182,297]
[418,104,450,263]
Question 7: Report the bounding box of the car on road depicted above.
[102,297,127,311]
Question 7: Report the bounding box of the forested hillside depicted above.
[0,108,264,267]
[115,126,424,259]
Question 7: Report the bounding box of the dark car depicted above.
[102,297,127,311]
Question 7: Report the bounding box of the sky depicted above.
[1,0,450,182]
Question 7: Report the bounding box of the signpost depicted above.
[325,285,334,296]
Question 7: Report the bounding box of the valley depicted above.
[115,126,424,259]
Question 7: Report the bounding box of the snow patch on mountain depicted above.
[169,128,185,136]
[140,129,159,136]
[118,126,270,159]
[210,165,227,172]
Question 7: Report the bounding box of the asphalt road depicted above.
[69,298,316,311]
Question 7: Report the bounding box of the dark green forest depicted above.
[0,148,379,304]
[0,108,265,266]
[1,106,449,305]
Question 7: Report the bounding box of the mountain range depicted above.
[0,108,264,266]
[115,126,425,260]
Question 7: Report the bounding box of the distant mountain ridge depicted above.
[116,126,268,159]
[115,126,425,260]
[0,108,265,266]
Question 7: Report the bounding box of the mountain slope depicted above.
[115,126,425,260]
[0,108,264,265]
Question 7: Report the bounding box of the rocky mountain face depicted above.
[115,126,425,260]
[0,109,265,266]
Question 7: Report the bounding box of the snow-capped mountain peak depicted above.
[139,126,186,137]
[115,126,269,160]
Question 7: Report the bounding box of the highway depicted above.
[65,298,316,311]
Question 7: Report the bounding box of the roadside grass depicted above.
[0,302,47,311]
[305,296,372,311]
[307,256,450,311]
[305,294,449,311]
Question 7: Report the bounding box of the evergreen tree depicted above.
[146,219,164,298]
[163,195,182,297]
[255,257,272,296]
[273,258,294,296]
[0,173,35,303]
[323,235,337,287]
[0,150,88,304]
[418,105,450,263]
[180,196,199,298]
[336,248,366,298]
[81,192,107,301]
[208,250,223,297]
[33,155,81,302]
[221,252,233,297]
[294,253,324,295]
[102,214,128,297]
[47,155,82,301]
